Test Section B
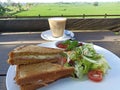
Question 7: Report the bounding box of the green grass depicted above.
[11,2,120,16]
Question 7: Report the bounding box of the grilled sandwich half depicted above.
[14,62,74,89]
[7,45,64,65]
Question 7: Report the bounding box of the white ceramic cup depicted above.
[48,17,67,38]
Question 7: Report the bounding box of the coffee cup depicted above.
[48,17,67,38]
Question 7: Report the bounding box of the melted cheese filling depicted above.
[16,54,60,60]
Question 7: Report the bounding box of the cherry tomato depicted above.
[57,43,67,49]
[88,70,103,82]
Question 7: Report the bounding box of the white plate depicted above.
[6,41,120,90]
[41,30,74,41]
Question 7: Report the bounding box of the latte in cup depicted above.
[48,17,67,38]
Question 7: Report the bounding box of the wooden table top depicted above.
[0,30,120,90]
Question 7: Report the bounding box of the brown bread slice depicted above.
[20,75,69,90]
[20,80,53,90]
[14,62,74,86]
[7,45,63,65]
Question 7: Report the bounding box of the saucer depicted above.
[41,30,74,41]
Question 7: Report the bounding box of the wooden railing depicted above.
[0,15,120,32]
[0,14,120,19]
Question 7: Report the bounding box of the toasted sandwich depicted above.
[7,45,64,65]
[14,62,74,86]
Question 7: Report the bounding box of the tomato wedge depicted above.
[88,70,103,82]
[57,43,68,49]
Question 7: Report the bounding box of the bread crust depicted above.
[9,45,63,55]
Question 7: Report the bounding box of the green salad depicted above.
[64,42,110,82]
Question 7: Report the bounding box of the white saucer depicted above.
[41,30,74,41]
